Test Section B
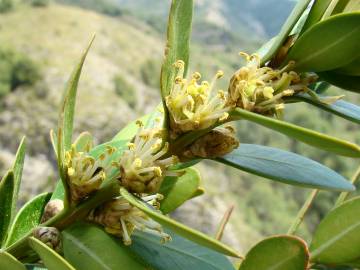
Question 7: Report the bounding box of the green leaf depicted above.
[319,71,360,93]
[73,132,93,152]
[11,137,26,223]
[160,0,193,99]
[5,193,51,247]
[301,0,332,34]
[215,144,354,191]
[0,171,14,246]
[334,56,360,76]
[260,0,312,65]
[57,35,95,183]
[29,237,76,270]
[286,12,360,72]
[129,230,235,270]
[120,188,241,258]
[159,168,201,214]
[0,251,26,270]
[239,235,309,270]
[230,108,360,158]
[310,196,360,264]
[286,93,360,124]
[62,222,146,270]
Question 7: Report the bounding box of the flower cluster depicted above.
[227,52,317,117]
[118,121,179,194]
[88,194,170,245]
[166,60,230,136]
[183,125,239,159]
[65,144,118,203]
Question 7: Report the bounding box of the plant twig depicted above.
[287,189,319,235]
[334,165,360,208]
[215,205,234,241]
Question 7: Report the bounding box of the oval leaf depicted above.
[310,196,360,264]
[62,222,146,270]
[0,170,14,246]
[230,108,360,158]
[0,251,26,270]
[287,93,360,124]
[239,235,309,270]
[159,168,201,214]
[286,12,360,72]
[260,0,312,65]
[215,144,354,191]
[5,193,52,247]
[319,71,360,93]
[300,0,332,34]
[129,230,235,270]
[120,188,241,258]
[29,237,76,270]
[334,56,360,76]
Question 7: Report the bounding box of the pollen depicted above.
[165,60,230,136]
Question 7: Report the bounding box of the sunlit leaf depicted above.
[286,93,360,124]
[260,0,312,65]
[57,35,95,185]
[159,168,201,214]
[62,222,146,270]
[239,235,309,270]
[120,188,241,258]
[230,108,360,157]
[160,0,193,99]
[130,230,235,270]
[0,171,14,246]
[286,12,360,72]
[73,132,93,152]
[11,137,26,223]
[310,196,360,264]
[29,237,76,270]
[5,193,51,247]
[0,251,26,270]
[215,144,354,191]
[300,0,332,34]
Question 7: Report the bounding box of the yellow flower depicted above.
[228,52,317,117]
[119,121,179,194]
[65,144,117,203]
[166,60,229,136]
[89,194,170,245]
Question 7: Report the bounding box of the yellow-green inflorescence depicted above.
[65,143,118,203]
[118,120,179,194]
[228,52,317,117]
[166,60,230,136]
[89,194,171,245]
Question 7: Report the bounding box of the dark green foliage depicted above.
[10,58,41,90]
[30,0,50,7]
[113,74,136,108]
[55,0,122,17]
[0,48,42,97]
[0,0,13,13]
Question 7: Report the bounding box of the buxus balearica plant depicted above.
[0,0,360,269]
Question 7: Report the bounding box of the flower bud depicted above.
[41,199,64,223]
[183,126,239,158]
[33,227,62,253]
[88,194,170,245]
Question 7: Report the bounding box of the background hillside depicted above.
[0,0,359,252]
